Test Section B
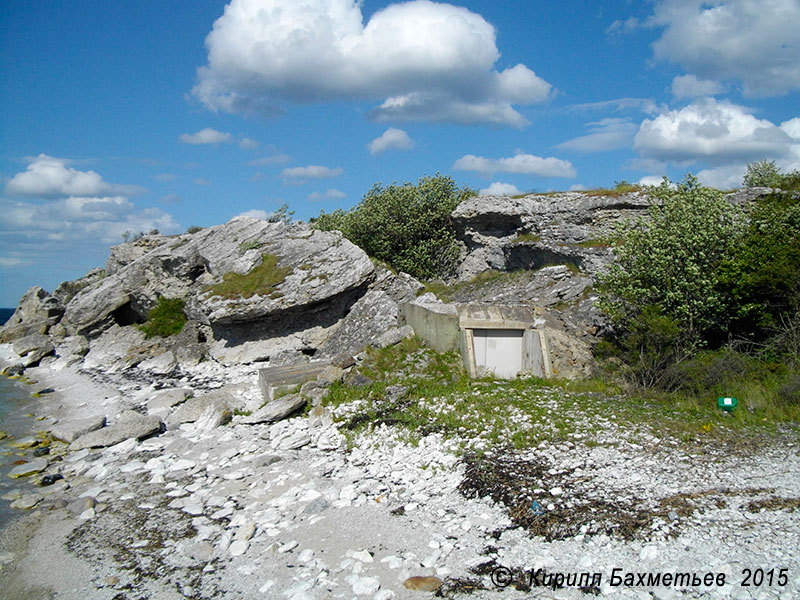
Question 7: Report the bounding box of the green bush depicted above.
[140,297,187,339]
[598,175,742,346]
[314,174,476,279]
[598,170,800,390]
[743,160,782,188]
[718,192,800,347]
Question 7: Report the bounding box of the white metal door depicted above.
[472,329,524,379]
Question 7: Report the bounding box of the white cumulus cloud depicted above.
[236,209,270,220]
[648,0,800,97]
[479,182,522,196]
[453,152,576,178]
[5,154,141,198]
[193,0,552,126]
[179,128,234,145]
[1,155,178,247]
[634,98,796,164]
[368,128,414,155]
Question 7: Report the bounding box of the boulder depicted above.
[166,392,232,427]
[12,333,55,366]
[370,325,414,349]
[195,220,375,325]
[316,290,402,358]
[51,414,107,443]
[193,403,232,430]
[70,411,163,450]
[451,191,651,280]
[7,458,49,479]
[0,286,64,342]
[53,335,89,368]
[137,350,177,375]
[146,388,193,415]
[53,268,106,305]
[239,393,306,424]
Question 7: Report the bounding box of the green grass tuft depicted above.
[205,253,292,299]
[140,297,187,339]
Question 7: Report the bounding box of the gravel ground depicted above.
[1,351,799,600]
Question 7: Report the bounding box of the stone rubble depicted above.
[0,356,798,600]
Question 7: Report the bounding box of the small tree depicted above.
[600,175,743,343]
[743,160,782,188]
[267,203,294,223]
[314,174,475,279]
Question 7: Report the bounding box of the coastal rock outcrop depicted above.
[451,191,651,280]
[2,217,425,372]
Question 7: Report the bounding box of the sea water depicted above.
[0,376,40,528]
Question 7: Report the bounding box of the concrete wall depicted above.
[403,301,558,380]
[399,302,460,353]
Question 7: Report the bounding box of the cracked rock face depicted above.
[451,191,652,281]
[2,217,425,370]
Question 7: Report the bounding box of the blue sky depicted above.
[1,0,799,306]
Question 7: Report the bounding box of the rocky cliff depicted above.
[2,188,768,378]
[1,216,421,374]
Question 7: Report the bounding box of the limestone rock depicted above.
[166,392,232,427]
[7,458,49,479]
[146,388,193,415]
[51,414,107,443]
[317,290,401,358]
[0,286,63,342]
[71,410,163,450]
[12,333,55,366]
[138,350,177,375]
[193,403,232,430]
[53,335,89,368]
[451,191,650,280]
[370,324,414,349]
[239,393,305,424]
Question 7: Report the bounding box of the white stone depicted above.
[183,503,204,516]
[170,459,197,472]
[351,576,380,595]
[639,545,659,561]
[229,540,248,557]
[298,549,315,562]
[351,549,374,563]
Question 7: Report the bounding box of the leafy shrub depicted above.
[743,160,782,188]
[599,175,742,347]
[596,305,696,390]
[598,170,800,390]
[204,253,291,299]
[186,225,203,234]
[778,373,800,406]
[743,160,800,191]
[314,174,475,279]
[140,297,187,339]
[718,191,800,347]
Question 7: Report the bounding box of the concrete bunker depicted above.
[400,302,555,380]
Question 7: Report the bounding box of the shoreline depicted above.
[0,346,799,599]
